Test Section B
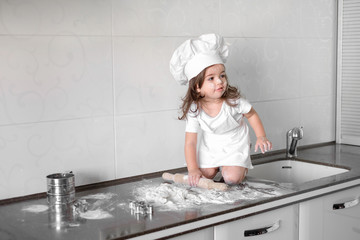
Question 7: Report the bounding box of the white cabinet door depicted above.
[214,205,299,240]
[323,186,360,240]
[299,185,360,240]
[167,227,214,240]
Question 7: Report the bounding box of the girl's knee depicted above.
[222,167,247,185]
[200,168,219,179]
[223,175,244,185]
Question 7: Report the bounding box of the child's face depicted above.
[197,64,227,101]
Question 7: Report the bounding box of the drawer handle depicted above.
[244,220,280,237]
[333,198,359,210]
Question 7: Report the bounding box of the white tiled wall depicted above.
[0,0,337,199]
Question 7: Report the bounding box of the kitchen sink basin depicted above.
[247,159,349,185]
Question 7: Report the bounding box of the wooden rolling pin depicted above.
[162,172,228,191]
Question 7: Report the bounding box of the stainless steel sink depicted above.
[247,159,349,185]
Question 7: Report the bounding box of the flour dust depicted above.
[79,209,113,220]
[133,180,292,211]
[22,204,49,213]
[75,193,117,220]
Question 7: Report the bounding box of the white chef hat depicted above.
[169,33,229,85]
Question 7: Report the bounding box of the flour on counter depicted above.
[22,204,49,213]
[76,192,117,220]
[79,209,113,220]
[133,180,292,211]
[80,193,117,200]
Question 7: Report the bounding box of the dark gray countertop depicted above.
[1,143,360,240]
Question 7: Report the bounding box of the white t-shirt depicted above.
[186,98,253,169]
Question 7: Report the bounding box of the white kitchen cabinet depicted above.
[167,227,214,240]
[166,185,360,240]
[299,185,360,240]
[214,205,299,240]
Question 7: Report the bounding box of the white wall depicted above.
[0,0,337,199]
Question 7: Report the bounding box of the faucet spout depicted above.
[289,139,298,155]
[286,127,303,158]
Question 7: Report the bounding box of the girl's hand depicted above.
[255,136,272,154]
[188,169,202,187]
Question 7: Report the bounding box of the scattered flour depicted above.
[76,192,117,220]
[133,181,291,211]
[80,193,117,200]
[22,204,49,213]
[79,209,113,219]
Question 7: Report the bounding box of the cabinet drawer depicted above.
[299,185,360,240]
[322,186,360,240]
[214,205,298,240]
[323,185,360,217]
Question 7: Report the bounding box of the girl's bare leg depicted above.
[200,167,219,179]
[221,166,247,185]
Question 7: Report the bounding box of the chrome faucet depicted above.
[286,127,304,158]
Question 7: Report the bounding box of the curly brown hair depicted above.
[178,65,241,120]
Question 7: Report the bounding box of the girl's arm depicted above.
[244,107,272,153]
[185,132,202,186]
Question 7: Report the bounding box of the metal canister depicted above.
[47,172,75,205]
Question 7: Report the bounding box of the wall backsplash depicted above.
[0,0,337,199]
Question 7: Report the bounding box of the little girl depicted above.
[170,34,272,186]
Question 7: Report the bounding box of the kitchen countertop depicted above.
[1,142,360,240]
